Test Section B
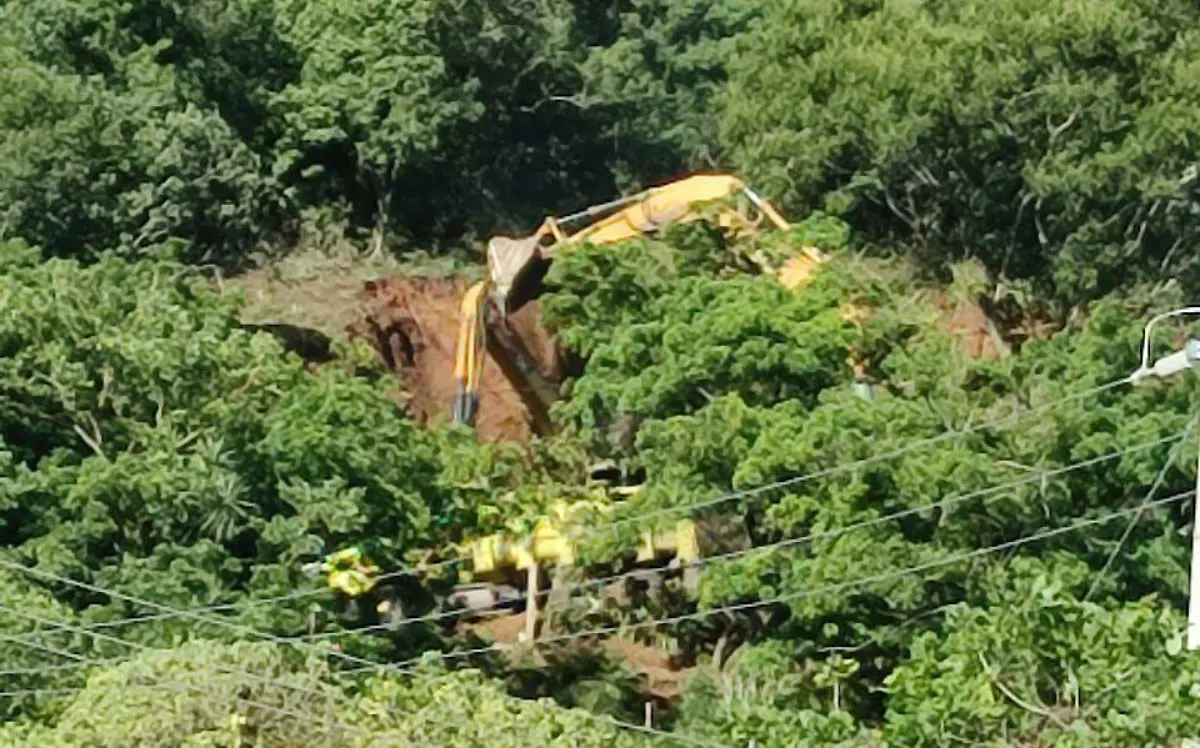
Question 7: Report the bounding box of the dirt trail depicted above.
[349,275,562,443]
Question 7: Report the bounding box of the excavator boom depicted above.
[455,173,824,431]
[486,174,795,314]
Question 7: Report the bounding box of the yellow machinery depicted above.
[451,173,828,430]
[314,496,713,636]
[305,546,380,597]
[461,501,700,578]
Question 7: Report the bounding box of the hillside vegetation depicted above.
[3,0,1200,746]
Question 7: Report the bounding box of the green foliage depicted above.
[3,0,1200,309]
[0,641,665,747]
[271,0,483,246]
[0,248,506,642]
[0,571,92,720]
[544,213,862,458]
[721,0,1200,304]
[576,0,760,184]
[537,220,1200,743]
[5,640,336,747]
[0,34,283,264]
[885,571,1200,746]
[675,642,882,747]
[6,0,1200,743]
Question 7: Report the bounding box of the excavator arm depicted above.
[451,283,488,427]
[452,280,560,435]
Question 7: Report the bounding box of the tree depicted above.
[884,559,1200,746]
[0,641,665,747]
[720,0,1200,307]
[0,242,509,647]
[0,44,282,263]
[577,0,759,185]
[271,0,483,254]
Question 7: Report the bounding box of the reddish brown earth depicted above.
[238,258,1010,447]
[941,298,1010,360]
[345,275,1008,445]
[348,275,563,444]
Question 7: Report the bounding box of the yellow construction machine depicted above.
[314,487,749,639]
[451,173,828,432]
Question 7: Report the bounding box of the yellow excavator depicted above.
[451,173,828,432]
[313,486,752,637]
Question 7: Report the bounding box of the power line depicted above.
[0,656,124,677]
[10,370,1133,648]
[12,421,1175,659]
[0,373,1151,744]
[0,559,390,675]
[0,687,84,698]
[595,375,1134,530]
[1084,415,1199,600]
[0,618,726,748]
[0,613,365,740]
[0,603,347,715]
[537,491,1196,646]
[363,373,1134,588]
[0,372,1133,653]
[0,569,728,747]
[80,585,335,626]
[336,489,1194,677]
[0,632,91,665]
[288,430,1184,642]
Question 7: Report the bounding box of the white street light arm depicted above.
[1132,306,1200,383]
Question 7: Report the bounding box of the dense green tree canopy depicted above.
[720,0,1200,305]
[5,0,1200,744]
[5,0,1200,309]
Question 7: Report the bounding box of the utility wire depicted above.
[0,655,124,677]
[0,374,1148,744]
[0,571,728,747]
[596,375,1134,530]
[0,616,726,748]
[334,489,1194,677]
[285,430,1184,642]
[0,380,1166,748]
[0,632,91,665]
[537,491,1196,646]
[361,373,1134,588]
[9,422,1177,658]
[0,611,364,740]
[1083,415,1199,601]
[16,427,1170,653]
[0,688,84,698]
[0,603,347,710]
[8,370,1136,647]
[0,559,391,675]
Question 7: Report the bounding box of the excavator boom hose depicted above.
[451,281,489,427]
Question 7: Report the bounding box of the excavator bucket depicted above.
[487,234,545,312]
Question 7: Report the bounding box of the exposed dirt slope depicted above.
[231,252,410,339]
[349,275,563,443]
[231,252,1009,446]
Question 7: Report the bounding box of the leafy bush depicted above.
[0,43,283,264]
